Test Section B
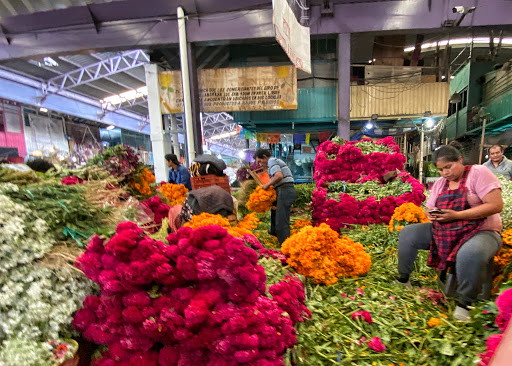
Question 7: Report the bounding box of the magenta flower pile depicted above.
[314,137,405,187]
[479,289,512,365]
[312,137,424,230]
[141,196,170,233]
[73,222,309,365]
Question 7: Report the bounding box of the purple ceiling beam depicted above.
[1,0,511,61]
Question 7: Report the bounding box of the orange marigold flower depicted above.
[291,219,312,235]
[502,228,512,246]
[247,186,277,213]
[183,212,259,238]
[281,223,371,285]
[389,202,428,233]
[129,168,155,196]
[161,183,188,205]
[427,317,441,327]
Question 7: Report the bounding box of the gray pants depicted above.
[398,223,501,305]
[271,184,297,244]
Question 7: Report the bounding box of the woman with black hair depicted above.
[165,154,192,190]
[395,143,503,321]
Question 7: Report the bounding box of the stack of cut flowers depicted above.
[312,137,425,230]
[73,222,310,365]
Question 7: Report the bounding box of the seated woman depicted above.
[395,144,503,321]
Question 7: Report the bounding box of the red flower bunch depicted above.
[73,222,306,365]
[314,137,405,187]
[367,336,386,353]
[478,288,512,365]
[142,196,170,233]
[312,172,425,230]
[268,275,311,324]
[351,310,373,324]
[243,234,288,265]
[61,176,83,185]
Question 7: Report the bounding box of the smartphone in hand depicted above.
[428,209,444,215]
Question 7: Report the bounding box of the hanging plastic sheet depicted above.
[267,134,281,144]
[293,133,306,144]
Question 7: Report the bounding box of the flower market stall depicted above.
[1,139,512,365]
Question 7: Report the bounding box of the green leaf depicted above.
[439,342,454,356]
[281,82,286,88]
[168,87,174,92]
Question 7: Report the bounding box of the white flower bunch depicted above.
[0,193,54,274]
[0,183,19,194]
[0,264,94,341]
[0,339,53,366]
[498,175,512,229]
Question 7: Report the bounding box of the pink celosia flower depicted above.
[351,310,373,324]
[368,336,386,352]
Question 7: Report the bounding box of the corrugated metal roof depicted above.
[0,0,125,17]
[350,82,449,118]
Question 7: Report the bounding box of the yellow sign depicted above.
[159,65,297,113]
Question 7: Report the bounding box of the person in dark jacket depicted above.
[165,153,192,190]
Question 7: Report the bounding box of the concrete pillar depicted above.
[337,33,351,139]
[144,63,168,182]
[169,114,181,159]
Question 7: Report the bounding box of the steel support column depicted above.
[187,41,203,156]
[337,33,350,139]
[144,63,167,182]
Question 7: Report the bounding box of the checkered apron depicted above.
[428,165,484,271]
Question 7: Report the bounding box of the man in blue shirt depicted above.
[254,148,296,244]
[165,153,192,190]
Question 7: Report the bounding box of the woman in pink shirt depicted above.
[395,144,503,322]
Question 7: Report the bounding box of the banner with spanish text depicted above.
[159,65,297,114]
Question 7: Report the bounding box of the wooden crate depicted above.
[249,167,270,186]
[191,174,231,194]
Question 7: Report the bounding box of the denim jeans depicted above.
[397,223,501,305]
[270,183,297,244]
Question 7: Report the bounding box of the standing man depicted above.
[483,145,512,180]
[165,153,192,190]
[254,149,296,244]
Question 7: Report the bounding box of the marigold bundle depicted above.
[74,222,307,365]
[494,229,512,272]
[388,202,429,233]
[281,223,371,285]
[160,183,188,205]
[129,167,155,196]
[184,212,260,238]
[291,219,312,235]
[247,186,277,213]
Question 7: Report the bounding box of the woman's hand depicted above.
[429,209,460,223]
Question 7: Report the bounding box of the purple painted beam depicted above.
[0,0,511,61]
